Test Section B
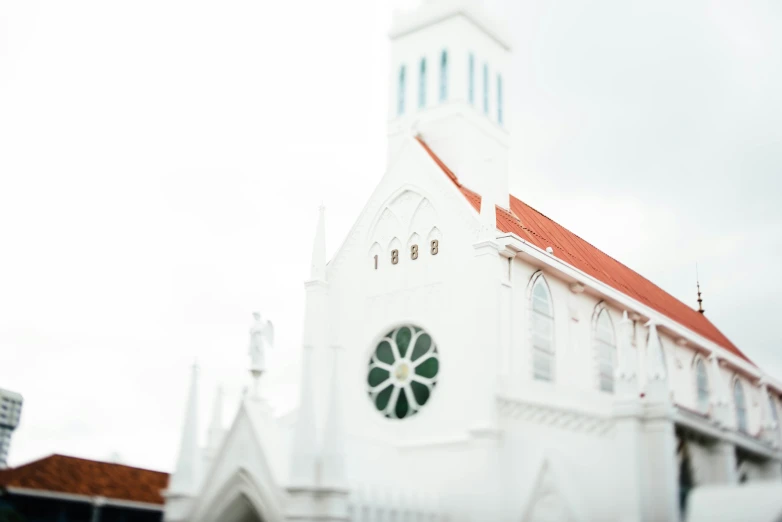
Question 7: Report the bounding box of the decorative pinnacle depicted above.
[696,263,704,314]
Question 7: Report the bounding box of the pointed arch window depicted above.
[733,378,747,433]
[439,50,448,102]
[418,58,427,109]
[483,63,489,114]
[695,358,709,414]
[594,307,616,393]
[397,65,406,116]
[497,74,504,125]
[468,53,475,105]
[531,274,555,381]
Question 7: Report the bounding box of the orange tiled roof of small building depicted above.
[415,136,751,364]
[0,454,169,505]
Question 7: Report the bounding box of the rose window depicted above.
[366,325,439,419]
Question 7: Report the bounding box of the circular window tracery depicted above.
[367,325,439,419]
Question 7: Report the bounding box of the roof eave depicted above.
[4,486,163,511]
[497,232,782,392]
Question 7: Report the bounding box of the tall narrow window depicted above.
[468,53,475,105]
[769,394,779,426]
[397,65,406,116]
[594,307,616,393]
[530,274,555,382]
[695,359,709,414]
[418,58,427,109]
[733,379,747,433]
[497,74,503,125]
[439,50,448,102]
[483,63,489,114]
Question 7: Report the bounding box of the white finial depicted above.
[645,322,666,381]
[310,206,327,282]
[615,311,638,397]
[168,364,201,496]
[644,321,670,403]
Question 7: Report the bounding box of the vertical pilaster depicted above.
[639,322,678,521]
[642,403,679,522]
[613,403,644,522]
[710,440,737,485]
[465,195,503,521]
[613,312,643,522]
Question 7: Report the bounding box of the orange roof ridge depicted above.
[415,136,751,364]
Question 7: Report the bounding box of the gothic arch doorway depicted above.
[216,493,265,522]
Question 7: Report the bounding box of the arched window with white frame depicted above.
[694,357,709,414]
[733,378,748,433]
[530,273,555,382]
[594,306,616,393]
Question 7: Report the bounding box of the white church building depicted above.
[162,1,782,521]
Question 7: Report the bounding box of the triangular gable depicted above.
[327,134,485,280]
[189,400,285,522]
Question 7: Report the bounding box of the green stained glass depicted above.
[375,385,394,410]
[411,381,430,406]
[368,367,390,388]
[415,356,438,379]
[411,333,431,361]
[396,327,412,357]
[376,340,394,365]
[395,388,410,418]
[366,325,439,420]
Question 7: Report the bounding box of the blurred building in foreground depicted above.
[0,454,167,521]
[0,388,23,469]
[161,1,782,521]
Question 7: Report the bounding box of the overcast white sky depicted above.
[1,0,781,472]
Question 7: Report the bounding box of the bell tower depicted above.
[387,0,512,209]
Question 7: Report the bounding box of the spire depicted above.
[320,345,347,487]
[288,345,319,487]
[206,385,224,455]
[645,323,666,381]
[309,205,327,282]
[696,263,704,314]
[168,362,200,495]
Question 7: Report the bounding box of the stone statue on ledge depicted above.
[249,312,274,392]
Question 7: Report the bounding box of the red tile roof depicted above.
[0,454,169,505]
[416,136,751,364]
